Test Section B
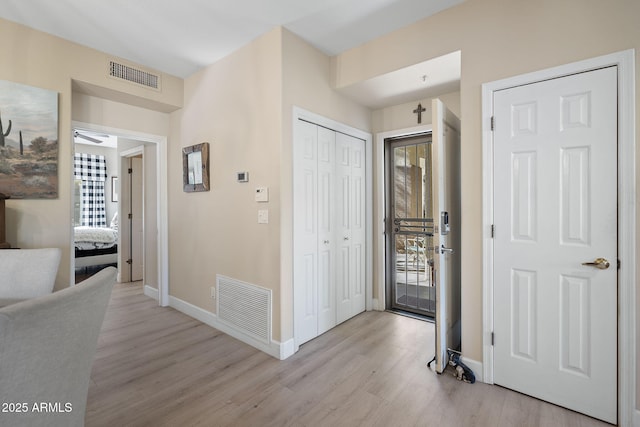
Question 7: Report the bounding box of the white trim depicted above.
[71,121,170,308]
[120,145,144,157]
[374,124,433,311]
[481,49,636,425]
[279,339,296,360]
[460,357,483,384]
[168,295,293,360]
[291,106,373,350]
[144,284,159,300]
[634,409,640,427]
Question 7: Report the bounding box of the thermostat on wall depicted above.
[255,187,269,202]
[237,171,249,182]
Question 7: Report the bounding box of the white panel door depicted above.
[294,119,367,345]
[432,99,461,373]
[317,127,336,335]
[336,133,366,324]
[131,156,144,282]
[349,135,366,316]
[493,67,617,423]
[293,120,319,345]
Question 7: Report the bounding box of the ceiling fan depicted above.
[73,130,108,144]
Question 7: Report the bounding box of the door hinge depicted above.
[491,332,494,346]
[128,168,133,174]
[617,259,621,270]
[126,259,132,265]
[128,213,132,219]
[490,116,495,131]
[491,224,495,238]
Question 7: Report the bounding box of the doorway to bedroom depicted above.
[73,130,120,283]
[72,130,149,285]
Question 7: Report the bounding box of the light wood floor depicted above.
[86,282,610,427]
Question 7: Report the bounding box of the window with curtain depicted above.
[73,153,107,227]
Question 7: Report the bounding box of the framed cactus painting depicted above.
[0,80,58,198]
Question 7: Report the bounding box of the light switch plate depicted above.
[258,209,269,224]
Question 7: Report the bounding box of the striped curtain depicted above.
[74,153,107,227]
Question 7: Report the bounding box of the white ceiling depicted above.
[0,0,464,108]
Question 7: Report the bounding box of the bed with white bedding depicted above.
[74,226,118,268]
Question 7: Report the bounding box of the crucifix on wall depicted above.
[413,102,426,124]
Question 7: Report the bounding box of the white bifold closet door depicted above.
[294,120,366,346]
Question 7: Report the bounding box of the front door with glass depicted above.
[386,134,435,318]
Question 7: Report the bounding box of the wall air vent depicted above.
[216,275,271,344]
[108,60,160,90]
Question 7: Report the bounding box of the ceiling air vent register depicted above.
[108,61,160,90]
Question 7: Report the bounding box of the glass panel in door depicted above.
[387,134,435,317]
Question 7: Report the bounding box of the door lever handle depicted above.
[581,258,610,270]
[440,245,454,255]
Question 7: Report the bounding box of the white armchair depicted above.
[0,266,116,427]
[0,248,61,307]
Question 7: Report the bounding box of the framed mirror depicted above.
[182,142,210,192]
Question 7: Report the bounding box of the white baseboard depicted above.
[169,295,214,325]
[634,408,640,427]
[372,298,380,311]
[143,285,159,300]
[168,295,294,361]
[279,338,296,360]
[460,356,484,383]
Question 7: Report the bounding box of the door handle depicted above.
[581,258,610,270]
[440,245,454,255]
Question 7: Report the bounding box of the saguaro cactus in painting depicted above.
[0,110,12,147]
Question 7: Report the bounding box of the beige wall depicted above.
[169,28,284,337]
[335,0,639,405]
[0,18,181,290]
[372,91,460,134]
[72,93,172,138]
[168,28,371,343]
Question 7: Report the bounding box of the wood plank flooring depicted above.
[86,282,611,427]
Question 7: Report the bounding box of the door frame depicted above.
[481,50,636,424]
[70,121,170,307]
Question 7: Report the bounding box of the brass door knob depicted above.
[581,258,610,270]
